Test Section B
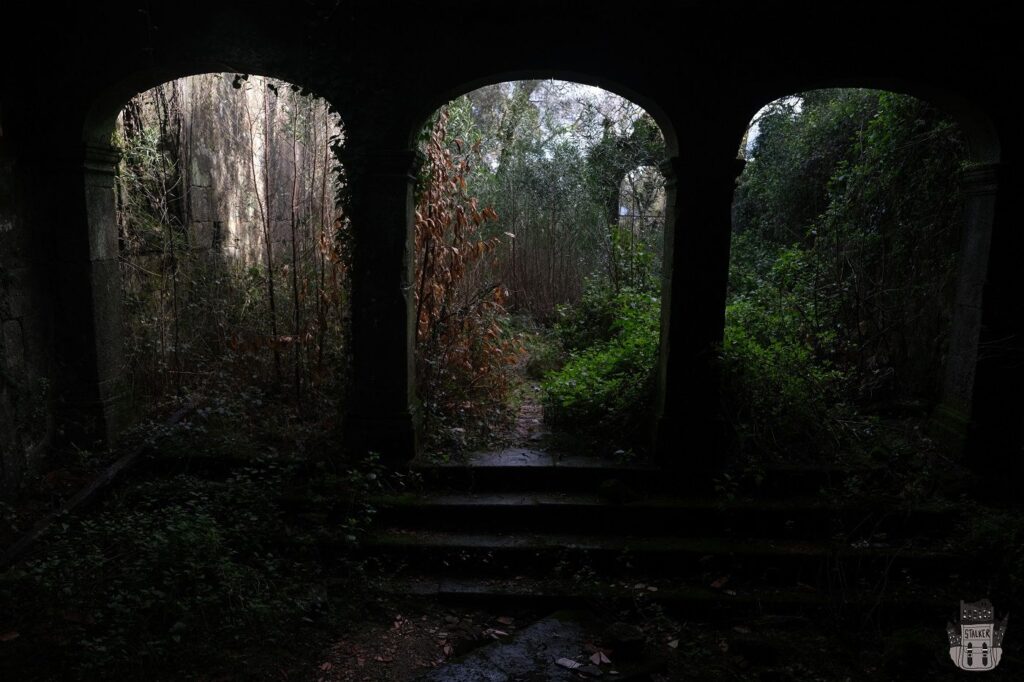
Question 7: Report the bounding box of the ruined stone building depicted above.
[0,2,1019,491]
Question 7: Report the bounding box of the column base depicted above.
[344,411,420,466]
[653,409,729,478]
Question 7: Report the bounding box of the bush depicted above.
[721,235,850,460]
[722,305,846,460]
[542,283,660,450]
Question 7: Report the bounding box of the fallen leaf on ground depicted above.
[0,631,19,642]
[710,576,729,589]
[556,658,582,670]
[667,639,679,649]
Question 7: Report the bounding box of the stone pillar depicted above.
[961,161,1024,487]
[50,143,125,447]
[342,146,423,464]
[935,163,999,442]
[654,152,744,472]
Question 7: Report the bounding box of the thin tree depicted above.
[289,95,303,406]
[242,79,282,386]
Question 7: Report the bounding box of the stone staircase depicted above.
[362,448,974,628]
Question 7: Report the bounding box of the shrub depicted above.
[542,283,660,450]
[721,236,849,460]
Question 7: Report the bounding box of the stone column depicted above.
[961,161,1024,487]
[50,143,125,447]
[342,146,423,464]
[654,152,744,472]
[936,163,999,442]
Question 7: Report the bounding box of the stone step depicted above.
[362,529,963,584]
[371,491,958,540]
[376,573,960,629]
[411,449,671,493]
[411,449,888,497]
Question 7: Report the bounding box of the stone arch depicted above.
[738,79,999,165]
[409,70,680,158]
[82,64,347,147]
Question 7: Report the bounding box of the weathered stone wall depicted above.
[178,74,260,262]
[164,74,338,265]
[0,132,51,492]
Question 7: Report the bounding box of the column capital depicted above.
[659,155,745,187]
[659,156,682,186]
[47,143,122,175]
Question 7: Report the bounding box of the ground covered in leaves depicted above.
[308,598,1005,682]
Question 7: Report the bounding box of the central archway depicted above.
[410,76,675,458]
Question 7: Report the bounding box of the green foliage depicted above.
[732,88,964,405]
[543,282,660,448]
[452,81,666,321]
[3,470,307,677]
[520,323,565,381]
[725,88,967,462]
[0,389,382,679]
[722,236,846,458]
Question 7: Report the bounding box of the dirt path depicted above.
[511,387,548,446]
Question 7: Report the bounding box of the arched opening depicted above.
[725,86,990,480]
[86,72,347,428]
[411,79,669,459]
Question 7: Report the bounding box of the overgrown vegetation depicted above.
[542,281,660,451]
[415,82,667,454]
[0,394,388,679]
[414,108,522,451]
[724,88,967,463]
[117,74,348,416]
